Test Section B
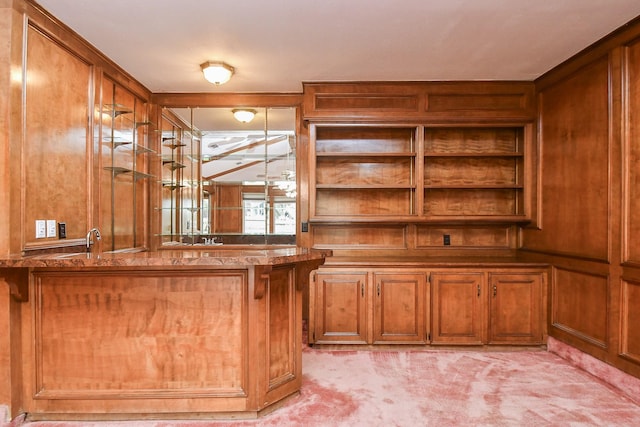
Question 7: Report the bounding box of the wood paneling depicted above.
[415,225,513,249]
[524,57,610,260]
[33,270,248,399]
[24,25,90,246]
[551,267,609,348]
[267,265,296,389]
[620,278,640,363]
[311,225,406,249]
[624,37,640,265]
[303,82,535,121]
[426,93,525,112]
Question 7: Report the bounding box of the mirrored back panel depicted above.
[159,107,296,247]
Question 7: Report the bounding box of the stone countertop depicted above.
[0,247,331,269]
[323,254,549,268]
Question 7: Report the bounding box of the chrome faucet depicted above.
[86,228,101,252]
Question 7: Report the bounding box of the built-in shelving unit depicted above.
[159,112,203,244]
[99,88,155,251]
[310,125,528,224]
[311,126,417,220]
[423,127,525,221]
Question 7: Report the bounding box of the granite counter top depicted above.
[0,247,331,269]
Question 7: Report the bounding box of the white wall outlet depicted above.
[46,220,57,238]
[35,220,46,238]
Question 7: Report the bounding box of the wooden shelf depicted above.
[424,185,524,189]
[317,152,416,157]
[424,152,523,157]
[311,124,528,222]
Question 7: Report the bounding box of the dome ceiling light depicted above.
[232,108,257,123]
[200,61,234,85]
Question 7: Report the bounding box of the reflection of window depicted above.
[274,197,296,234]
[243,193,296,234]
[243,194,266,235]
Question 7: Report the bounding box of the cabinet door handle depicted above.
[377,283,380,297]
[477,284,481,297]
[493,285,497,297]
[361,283,365,298]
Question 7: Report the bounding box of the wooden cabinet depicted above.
[431,272,485,345]
[309,270,429,345]
[310,266,546,347]
[373,272,428,344]
[310,271,368,344]
[431,270,545,345]
[488,272,543,344]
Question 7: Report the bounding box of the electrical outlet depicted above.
[46,220,57,238]
[35,220,46,238]
[443,234,451,246]
[58,222,66,239]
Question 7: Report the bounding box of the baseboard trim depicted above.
[547,336,640,405]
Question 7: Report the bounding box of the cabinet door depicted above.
[373,273,428,344]
[310,272,368,344]
[488,273,543,344]
[431,272,485,345]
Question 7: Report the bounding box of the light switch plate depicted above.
[35,220,46,238]
[46,220,57,238]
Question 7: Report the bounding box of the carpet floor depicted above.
[7,346,640,427]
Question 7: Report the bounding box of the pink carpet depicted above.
[5,345,640,427]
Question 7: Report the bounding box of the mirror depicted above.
[160,107,296,246]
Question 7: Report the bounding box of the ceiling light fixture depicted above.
[200,61,234,85]
[232,109,257,123]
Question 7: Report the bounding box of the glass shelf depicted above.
[133,144,155,154]
[102,103,133,117]
[162,159,186,170]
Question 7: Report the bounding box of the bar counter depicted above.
[0,247,329,421]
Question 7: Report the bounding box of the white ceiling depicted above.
[34,0,640,94]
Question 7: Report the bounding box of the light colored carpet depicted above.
[7,345,640,427]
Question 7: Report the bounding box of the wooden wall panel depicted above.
[24,25,90,246]
[0,284,10,415]
[311,225,406,249]
[551,267,609,348]
[303,82,535,121]
[415,225,513,249]
[624,37,640,265]
[620,278,640,363]
[33,271,248,399]
[523,57,610,261]
[266,266,297,394]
